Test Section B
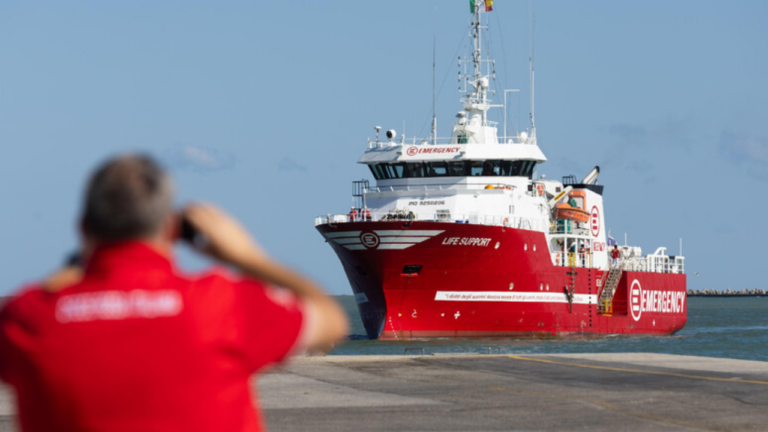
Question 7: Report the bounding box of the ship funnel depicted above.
[581,166,600,185]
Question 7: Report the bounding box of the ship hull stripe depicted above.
[378,237,431,243]
[378,244,415,250]
[332,238,363,245]
[435,291,597,305]
[374,230,445,236]
[323,231,362,239]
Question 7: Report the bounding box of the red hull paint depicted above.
[318,221,687,340]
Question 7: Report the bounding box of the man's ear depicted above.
[78,220,96,264]
[79,219,94,246]
[164,213,182,242]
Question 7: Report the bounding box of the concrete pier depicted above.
[2,353,768,431]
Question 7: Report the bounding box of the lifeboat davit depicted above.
[554,203,590,222]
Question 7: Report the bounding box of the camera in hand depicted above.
[180,217,207,248]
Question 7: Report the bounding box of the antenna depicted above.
[529,3,536,142]
[431,32,437,145]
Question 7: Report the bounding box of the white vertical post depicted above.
[504,89,520,140]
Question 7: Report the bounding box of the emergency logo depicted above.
[361,232,380,248]
[591,206,600,238]
[403,146,460,156]
[630,279,686,322]
[630,280,643,321]
[322,230,445,250]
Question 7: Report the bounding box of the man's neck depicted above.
[142,237,174,259]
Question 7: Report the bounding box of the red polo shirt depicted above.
[0,242,305,432]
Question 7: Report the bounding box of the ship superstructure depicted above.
[316,4,686,339]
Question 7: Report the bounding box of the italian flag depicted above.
[470,0,493,13]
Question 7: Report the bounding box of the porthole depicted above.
[495,242,500,249]
[524,244,528,251]
[533,244,537,252]
[539,283,543,291]
[509,283,514,290]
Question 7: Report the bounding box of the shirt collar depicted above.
[85,241,174,277]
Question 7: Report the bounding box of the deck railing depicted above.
[621,255,685,274]
[315,212,548,231]
[547,252,685,274]
[551,252,593,268]
[367,135,537,148]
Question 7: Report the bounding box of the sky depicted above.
[1,1,767,296]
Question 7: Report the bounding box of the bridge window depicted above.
[448,161,466,176]
[470,160,502,176]
[368,160,537,180]
[423,162,447,176]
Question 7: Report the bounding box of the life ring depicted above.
[537,184,545,197]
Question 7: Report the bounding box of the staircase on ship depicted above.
[598,265,623,315]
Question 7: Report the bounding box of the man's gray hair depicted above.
[82,154,174,241]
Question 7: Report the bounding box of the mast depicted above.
[460,5,490,130]
[529,7,537,144]
[471,5,486,122]
[472,6,481,85]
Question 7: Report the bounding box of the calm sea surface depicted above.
[330,296,768,362]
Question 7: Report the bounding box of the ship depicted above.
[315,3,687,340]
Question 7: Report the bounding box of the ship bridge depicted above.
[360,138,546,181]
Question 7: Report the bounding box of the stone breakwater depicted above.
[688,288,767,297]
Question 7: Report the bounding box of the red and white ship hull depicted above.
[318,221,687,340]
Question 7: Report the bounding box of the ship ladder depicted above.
[565,262,577,313]
[598,266,624,315]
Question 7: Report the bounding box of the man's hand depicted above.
[182,204,269,269]
[42,266,83,293]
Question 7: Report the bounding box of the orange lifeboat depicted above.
[555,203,590,223]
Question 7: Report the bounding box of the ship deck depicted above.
[1,353,766,431]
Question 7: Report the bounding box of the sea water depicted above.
[330,296,768,361]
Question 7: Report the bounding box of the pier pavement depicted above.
[1,353,767,431]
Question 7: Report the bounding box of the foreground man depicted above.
[0,155,348,432]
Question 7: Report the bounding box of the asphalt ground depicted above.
[1,353,767,431]
[258,353,768,432]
